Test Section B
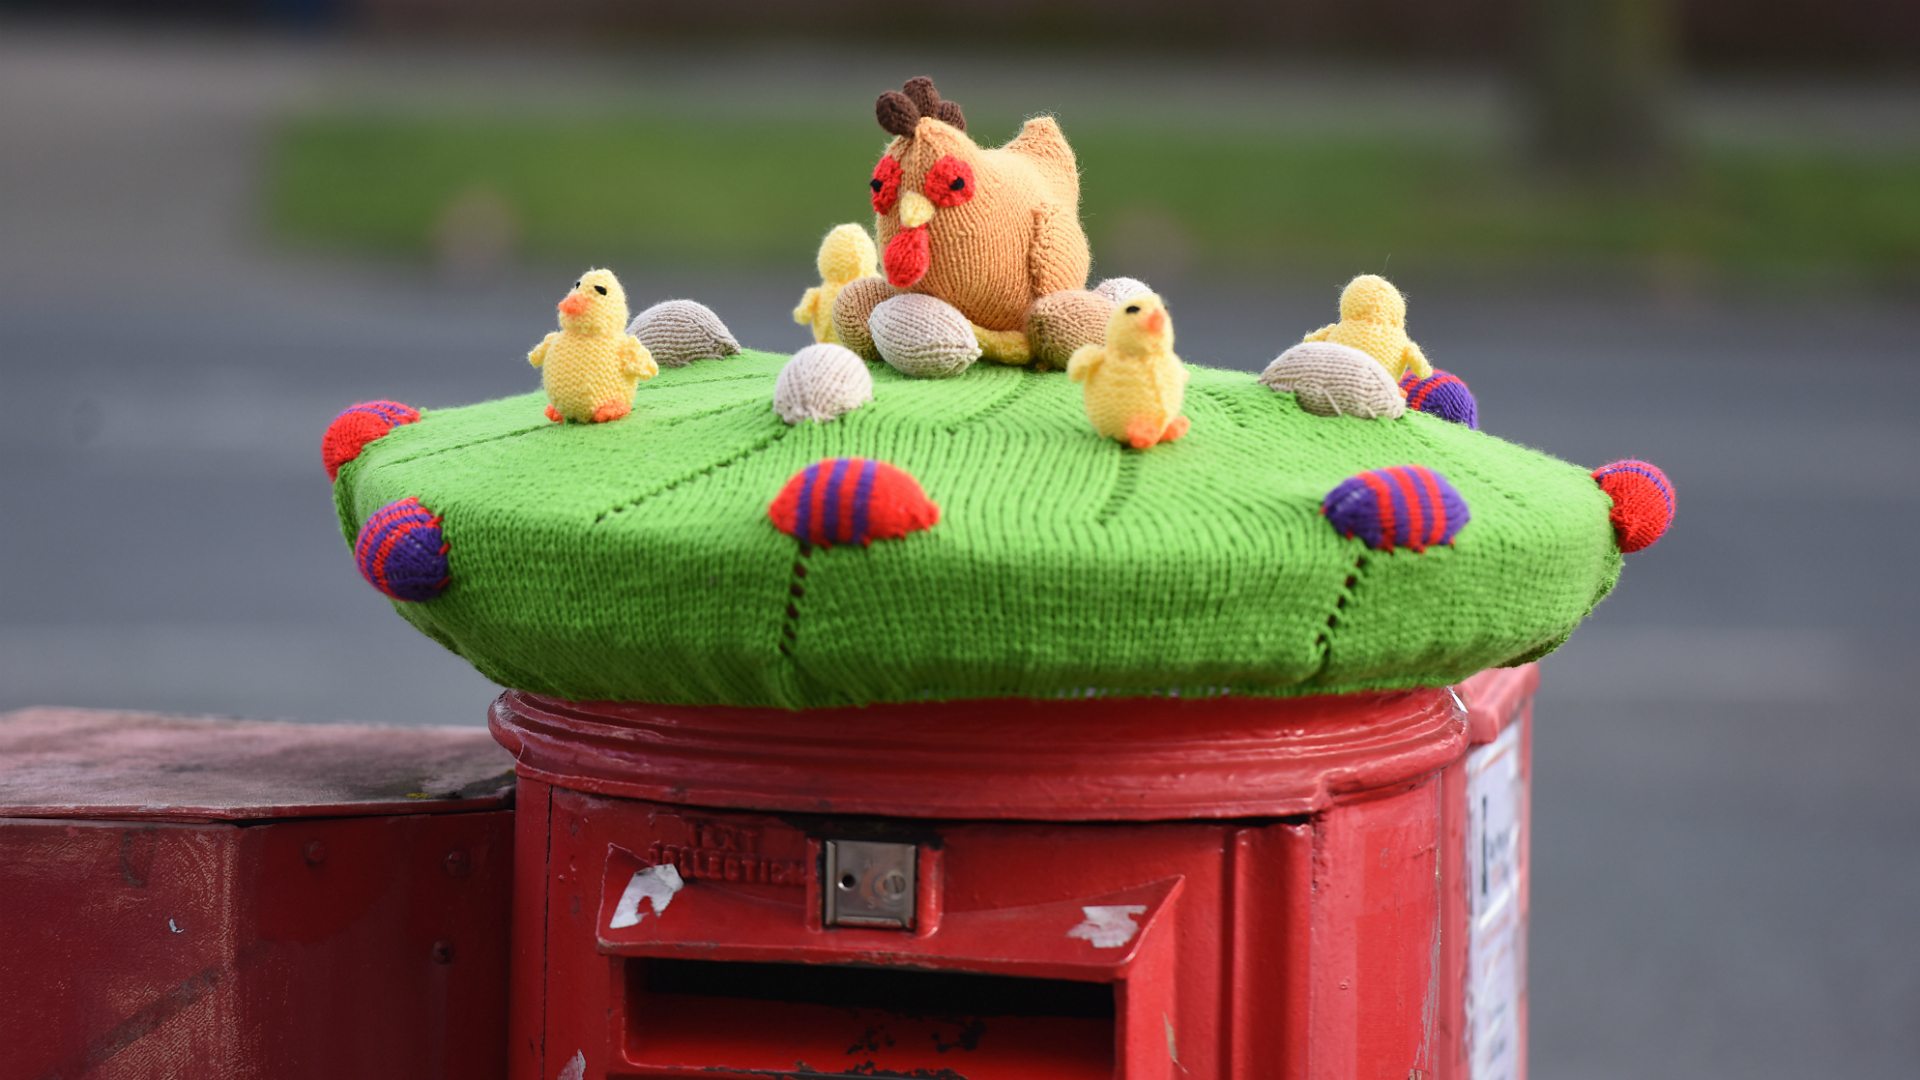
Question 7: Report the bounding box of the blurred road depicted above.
[2,29,1916,1080]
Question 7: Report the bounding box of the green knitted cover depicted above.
[333,350,1621,708]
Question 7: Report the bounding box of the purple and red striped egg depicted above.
[323,400,420,481]
[1398,370,1478,428]
[1323,465,1469,553]
[354,497,450,601]
[769,458,939,548]
[1592,459,1674,553]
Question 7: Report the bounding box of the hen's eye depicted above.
[924,155,975,209]
[870,155,903,213]
[1125,305,1141,314]
[594,285,608,296]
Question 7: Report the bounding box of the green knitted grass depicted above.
[333,350,1622,708]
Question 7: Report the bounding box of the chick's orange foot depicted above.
[1126,415,1163,449]
[1160,416,1191,444]
[592,400,632,423]
[545,404,563,423]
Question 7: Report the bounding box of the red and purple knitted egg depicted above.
[769,458,939,548]
[1398,369,1478,428]
[1322,465,1469,553]
[354,497,450,601]
[323,401,420,481]
[1592,460,1674,553]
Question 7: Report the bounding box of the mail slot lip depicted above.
[492,688,1466,822]
[596,853,1183,983]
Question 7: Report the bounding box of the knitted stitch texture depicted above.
[530,269,656,423]
[1094,277,1154,305]
[768,458,939,547]
[1399,369,1479,428]
[1323,466,1469,552]
[869,294,982,378]
[334,350,1624,708]
[1262,342,1407,420]
[794,224,879,345]
[354,497,449,602]
[1068,294,1190,447]
[1303,275,1434,382]
[1029,289,1115,370]
[774,344,873,424]
[323,400,419,480]
[628,299,740,367]
[869,80,1089,333]
[1592,459,1675,552]
[830,276,892,361]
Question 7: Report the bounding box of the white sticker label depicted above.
[609,864,684,929]
[1466,720,1525,1080]
[1068,905,1147,948]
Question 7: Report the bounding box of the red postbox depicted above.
[490,665,1535,1080]
[0,707,516,1080]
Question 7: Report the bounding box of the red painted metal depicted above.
[494,677,1536,1079]
[0,707,516,1080]
[489,688,1466,820]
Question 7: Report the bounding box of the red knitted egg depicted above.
[323,401,419,481]
[769,458,939,548]
[1592,460,1674,553]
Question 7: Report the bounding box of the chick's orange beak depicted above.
[1144,310,1167,334]
[558,292,590,317]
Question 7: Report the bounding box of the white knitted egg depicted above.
[774,344,875,424]
[868,294,981,379]
[628,299,741,367]
[1260,342,1407,420]
[1093,276,1155,305]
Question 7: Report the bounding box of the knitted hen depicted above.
[869,78,1093,341]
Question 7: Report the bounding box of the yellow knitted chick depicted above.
[528,268,657,424]
[793,224,878,345]
[1302,274,1433,382]
[1067,292,1190,449]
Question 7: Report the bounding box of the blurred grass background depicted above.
[267,110,1920,282]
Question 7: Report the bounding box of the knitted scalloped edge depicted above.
[1592,459,1674,553]
[355,496,450,602]
[1322,465,1469,553]
[323,400,420,481]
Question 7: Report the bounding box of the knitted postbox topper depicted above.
[330,352,1644,709]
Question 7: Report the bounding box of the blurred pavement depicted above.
[1,28,1916,1080]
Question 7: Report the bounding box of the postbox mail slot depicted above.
[620,958,1115,1078]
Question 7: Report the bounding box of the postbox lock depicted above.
[822,839,917,930]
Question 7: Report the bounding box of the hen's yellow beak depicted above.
[898,190,934,229]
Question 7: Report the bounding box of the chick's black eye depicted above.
[1125,304,1141,314]
[594,285,607,295]
[949,176,966,191]
[573,280,581,288]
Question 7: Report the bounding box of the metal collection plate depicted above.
[823,839,917,929]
